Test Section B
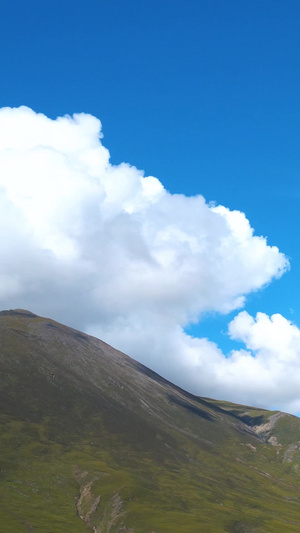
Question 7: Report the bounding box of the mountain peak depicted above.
[0,308,38,317]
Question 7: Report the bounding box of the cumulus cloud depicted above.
[226,312,300,413]
[0,105,295,411]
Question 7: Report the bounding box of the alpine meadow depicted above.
[1,310,300,532]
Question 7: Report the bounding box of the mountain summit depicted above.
[1,309,300,532]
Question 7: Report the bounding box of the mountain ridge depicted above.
[1,309,300,532]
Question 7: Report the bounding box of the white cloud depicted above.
[0,106,296,411]
[226,312,300,412]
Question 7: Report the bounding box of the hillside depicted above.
[1,309,300,532]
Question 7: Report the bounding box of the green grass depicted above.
[1,310,300,532]
[2,412,300,532]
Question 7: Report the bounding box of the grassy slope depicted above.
[1,310,300,533]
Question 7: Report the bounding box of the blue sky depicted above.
[1,0,300,412]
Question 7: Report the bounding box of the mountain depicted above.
[1,309,300,533]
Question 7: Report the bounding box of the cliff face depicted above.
[1,310,300,533]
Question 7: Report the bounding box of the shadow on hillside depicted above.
[168,394,214,421]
